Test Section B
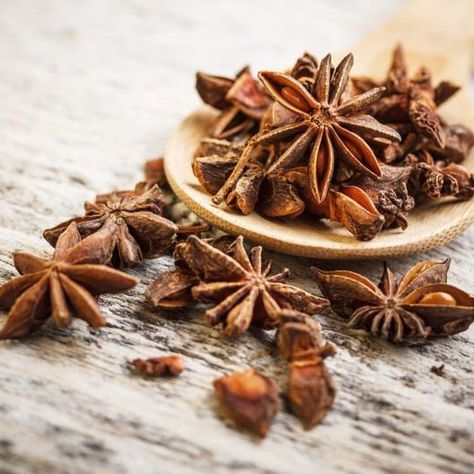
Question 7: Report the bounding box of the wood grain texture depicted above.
[0,1,473,473]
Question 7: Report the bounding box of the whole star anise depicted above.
[212,53,400,207]
[313,259,474,343]
[146,235,328,336]
[43,185,178,267]
[0,222,138,339]
[196,67,271,140]
[277,310,336,429]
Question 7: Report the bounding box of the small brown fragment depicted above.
[131,356,184,377]
[146,270,199,309]
[213,369,281,437]
[430,364,445,377]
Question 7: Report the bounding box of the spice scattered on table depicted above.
[0,222,138,339]
[277,310,336,429]
[131,355,184,377]
[313,259,474,343]
[147,234,329,335]
[213,369,281,438]
[44,185,178,267]
[430,364,445,377]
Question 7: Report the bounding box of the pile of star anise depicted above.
[1,45,474,440]
[194,46,474,240]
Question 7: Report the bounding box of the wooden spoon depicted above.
[164,0,474,259]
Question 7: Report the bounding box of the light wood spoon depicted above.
[165,0,474,259]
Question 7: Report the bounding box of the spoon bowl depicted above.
[165,0,474,259]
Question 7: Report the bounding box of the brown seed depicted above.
[280,86,311,112]
[419,292,457,306]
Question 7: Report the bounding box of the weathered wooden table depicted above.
[1,1,473,473]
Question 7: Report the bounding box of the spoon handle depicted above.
[352,0,473,83]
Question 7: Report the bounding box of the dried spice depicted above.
[146,269,199,308]
[131,355,184,377]
[430,364,445,377]
[352,44,457,147]
[43,185,178,267]
[147,235,328,335]
[193,49,473,241]
[277,310,336,429]
[313,260,474,343]
[212,52,400,207]
[0,223,138,339]
[196,67,271,140]
[405,152,474,200]
[213,369,281,437]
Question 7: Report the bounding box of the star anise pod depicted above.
[277,310,336,429]
[0,222,138,340]
[43,185,178,267]
[146,235,328,335]
[340,163,415,230]
[405,151,474,200]
[212,53,400,207]
[196,67,271,140]
[313,259,474,343]
[213,369,281,438]
[352,44,460,148]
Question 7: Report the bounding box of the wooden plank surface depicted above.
[0,1,473,473]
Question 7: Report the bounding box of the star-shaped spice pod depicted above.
[212,53,401,208]
[196,67,271,140]
[313,259,474,343]
[43,185,178,267]
[146,235,328,336]
[0,222,138,340]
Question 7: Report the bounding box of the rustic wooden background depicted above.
[1,1,473,473]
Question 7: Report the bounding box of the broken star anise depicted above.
[352,44,459,148]
[277,310,336,429]
[146,235,328,336]
[212,52,400,207]
[43,185,178,267]
[213,369,281,438]
[130,355,184,377]
[405,151,474,200]
[313,259,474,343]
[0,222,138,339]
[196,67,271,140]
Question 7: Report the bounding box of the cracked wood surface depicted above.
[0,1,473,473]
